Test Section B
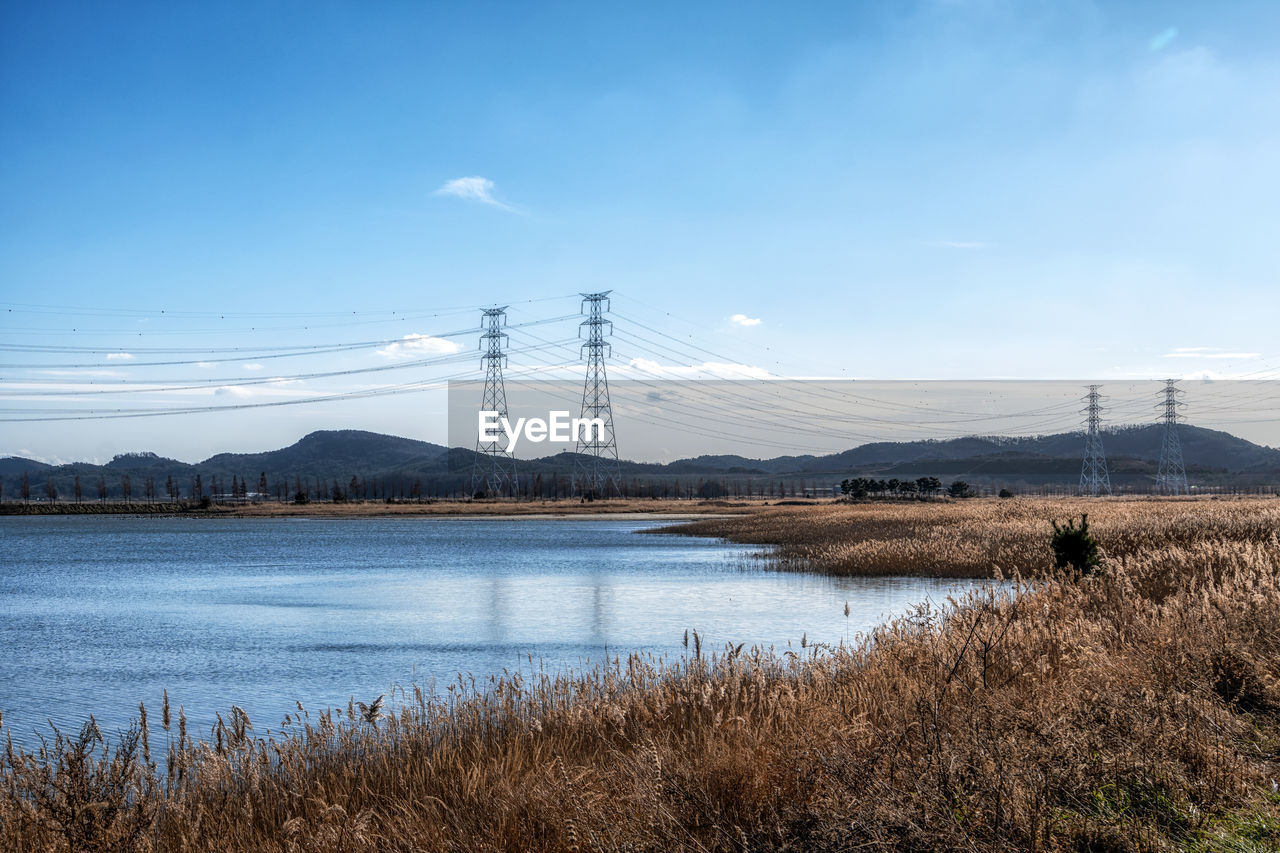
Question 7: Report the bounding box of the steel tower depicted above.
[574,292,621,498]
[472,307,518,498]
[1079,384,1112,497]
[1155,379,1189,495]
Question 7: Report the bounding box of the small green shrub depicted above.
[1051,513,1102,575]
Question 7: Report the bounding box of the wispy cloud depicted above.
[105,352,134,360]
[621,357,771,380]
[201,381,312,400]
[433,176,519,212]
[1163,347,1261,359]
[377,333,465,361]
[242,363,264,371]
[196,362,214,369]
[729,313,762,328]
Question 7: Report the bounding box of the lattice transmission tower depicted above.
[1155,378,1188,495]
[472,307,518,498]
[1079,384,1112,497]
[574,292,621,498]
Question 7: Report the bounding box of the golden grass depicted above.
[2,499,1278,851]
[661,496,1280,577]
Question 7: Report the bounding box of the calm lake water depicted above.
[0,515,979,748]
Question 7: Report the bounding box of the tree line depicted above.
[1,469,847,504]
[839,476,976,499]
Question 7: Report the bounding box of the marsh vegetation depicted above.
[663,496,1280,578]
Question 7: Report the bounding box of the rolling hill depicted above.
[2,423,1278,501]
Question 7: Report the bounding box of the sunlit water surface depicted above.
[0,516,985,747]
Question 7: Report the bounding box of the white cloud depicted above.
[729,313,762,328]
[1163,347,1261,359]
[196,362,214,369]
[377,333,465,361]
[242,363,264,371]
[201,381,312,400]
[214,386,253,398]
[433,176,518,211]
[105,352,134,360]
[621,357,771,380]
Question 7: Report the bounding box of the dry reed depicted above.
[661,496,1280,578]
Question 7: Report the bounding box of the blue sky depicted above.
[2,1,1278,461]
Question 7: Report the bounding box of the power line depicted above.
[0,342,580,422]
[0,294,584,335]
[0,315,578,369]
[1,339,580,396]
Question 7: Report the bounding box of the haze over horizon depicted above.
[3,1,1278,462]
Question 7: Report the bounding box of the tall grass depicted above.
[2,500,1278,851]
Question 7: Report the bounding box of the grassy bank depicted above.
[659,496,1280,577]
[2,501,1278,851]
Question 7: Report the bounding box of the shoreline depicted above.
[0,497,764,518]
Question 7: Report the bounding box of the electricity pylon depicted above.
[1155,378,1189,495]
[1079,384,1112,497]
[573,292,621,498]
[472,307,518,498]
